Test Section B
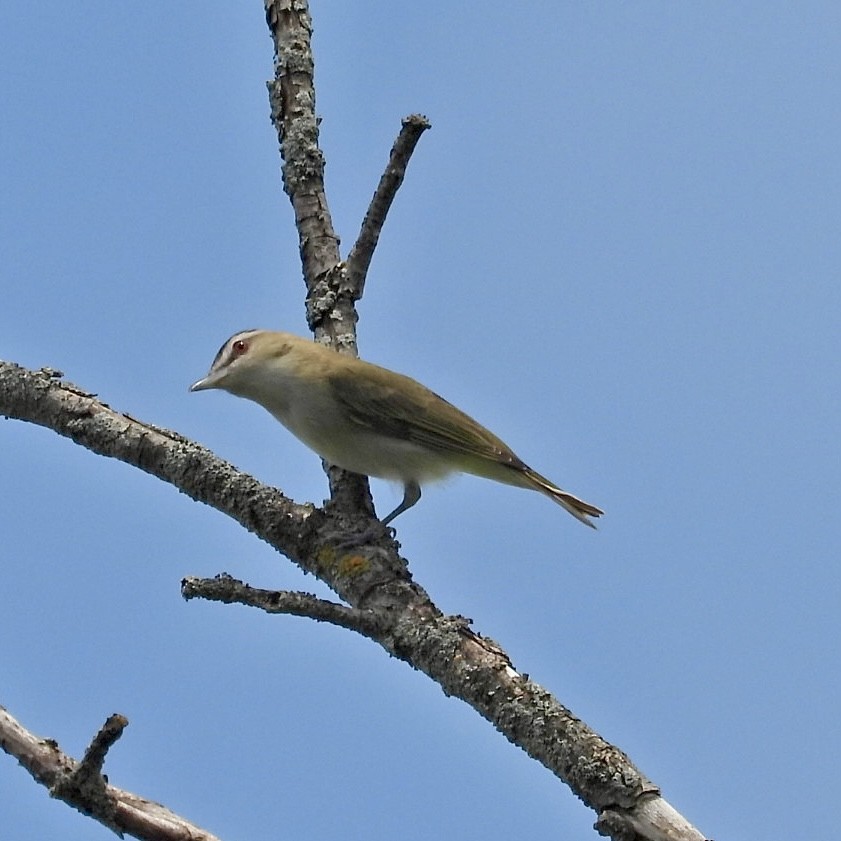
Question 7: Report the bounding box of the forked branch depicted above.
[0,706,221,841]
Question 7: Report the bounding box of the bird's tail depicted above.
[523,468,604,529]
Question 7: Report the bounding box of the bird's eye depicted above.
[232,339,248,357]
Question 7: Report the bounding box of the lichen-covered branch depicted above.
[265,0,375,519]
[262,6,429,344]
[1,358,709,839]
[264,0,347,341]
[1,361,651,818]
[0,361,321,572]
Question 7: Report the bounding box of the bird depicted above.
[190,329,603,530]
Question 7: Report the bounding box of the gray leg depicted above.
[380,480,421,527]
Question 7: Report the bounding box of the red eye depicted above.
[232,339,248,357]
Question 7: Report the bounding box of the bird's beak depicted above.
[189,373,219,392]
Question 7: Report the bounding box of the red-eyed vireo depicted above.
[190,330,603,529]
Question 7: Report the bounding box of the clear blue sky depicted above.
[2,3,840,839]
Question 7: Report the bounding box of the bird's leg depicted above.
[380,480,421,527]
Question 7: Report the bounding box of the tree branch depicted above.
[265,0,380,526]
[264,0,348,340]
[1,358,709,839]
[345,113,432,300]
[182,573,385,637]
[0,706,222,841]
[0,361,323,572]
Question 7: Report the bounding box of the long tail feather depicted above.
[524,468,604,529]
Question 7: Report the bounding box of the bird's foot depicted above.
[325,521,396,550]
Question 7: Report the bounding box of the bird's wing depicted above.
[327,366,524,468]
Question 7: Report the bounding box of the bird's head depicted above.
[190,329,304,400]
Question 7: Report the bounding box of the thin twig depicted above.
[76,714,128,780]
[182,574,385,637]
[345,114,432,300]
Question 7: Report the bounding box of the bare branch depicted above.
[0,361,322,571]
[78,714,128,777]
[182,574,385,637]
[264,0,377,526]
[345,114,432,299]
[0,706,222,841]
[1,358,710,839]
[50,715,127,833]
[598,803,712,841]
[264,0,348,340]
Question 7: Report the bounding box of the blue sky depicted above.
[2,3,840,839]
